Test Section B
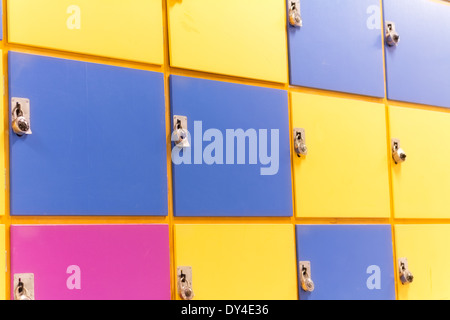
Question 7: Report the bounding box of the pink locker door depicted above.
[11,224,170,300]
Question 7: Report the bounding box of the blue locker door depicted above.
[9,52,167,216]
[287,0,384,97]
[170,76,292,217]
[296,225,395,300]
[383,0,450,108]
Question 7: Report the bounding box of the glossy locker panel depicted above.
[395,225,450,300]
[174,224,297,300]
[168,0,288,83]
[170,76,292,217]
[0,225,5,300]
[296,225,395,300]
[390,106,450,219]
[288,0,384,97]
[10,224,170,300]
[291,92,390,218]
[383,0,450,108]
[8,0,164,64]
[9,52,167,216]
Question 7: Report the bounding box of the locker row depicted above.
[2,223,449,300]
[5,51,450,218]
[2,0,449,108]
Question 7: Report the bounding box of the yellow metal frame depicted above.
[0,0,449,300]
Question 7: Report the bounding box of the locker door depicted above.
[383,0,450,108]
[170,76,292,217]
[167,0,288,83]
[291,92,390,218]
[8,0,164,64]
[287,0,384,97]
[296,225,395,300]
[174,224,297,300]
[9,52,167,216]
[10,225,170,300]
[390,105,450,219]
[395,225,450,300]
[0,225,4,300]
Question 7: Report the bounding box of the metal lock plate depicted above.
[177,266,194,300]
[299,261,314,292]
[293,128,308,157]
[11,98,32,136]
[173,115,190,148]
[13,273,35,300]
[385,21,400,47]
[399,258,414,285]
[288,0,302,27]
[392,138,406,164]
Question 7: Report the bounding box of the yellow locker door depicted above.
[174,224,297,300]
[0,225,4,300]
[395,225,450,300]
[390,105,450,219]
[8,0,164,64]
[291,92,390,218]
[167,0,288,83]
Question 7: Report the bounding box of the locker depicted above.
[170,76,292,217]
[291,92,390,218]
[10,224,170,300]
[9,52,168,216]
[383,0,450,108]
[174,224,298,300]
[287,0,385,97]
[395,225,450,300]
[0,225,4,300]
[7,0,164,65]
[296,225,395,300]
[390,105,450,219]
[167,0,288,83]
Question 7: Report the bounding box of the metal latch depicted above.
[13,273,34,300]
[177,266,194,300]
[299,261,315,292]
[11,98,32,136]
[385,21,400,46]
[172,115,190,148]
[399,258,414,285]
[293,128,308,157]
[392,138,407,164]
[288,0,302,27]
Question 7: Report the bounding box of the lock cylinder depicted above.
[177,266,194,300]
[300,261,315,292]
[14,280,32,300]
[289,0,302,27]
[11,98,32,136]
[293,128,308,157]
[399,258,414,285]
[385,21,400,46]
[173,115,190,149]
[392,138,406,164]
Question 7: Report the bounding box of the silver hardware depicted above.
[299,261,314,292]
[11,98,32,136]
[13,273,34,300]
[288,0,302,27]
[392,138,407,164]
[177,266,194,300]
[399,258,414,285]
[172,115,190,148]
[293,128,308,157]
[385,21,400,46]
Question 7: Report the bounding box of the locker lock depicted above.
[172,115,190,149]
[14,279,32,300]
[385,21,400,47]
[300,261,315,292]
[177,266,194,300]
[392,138,407,164]
[399,258,414,285]
[288,0,302,27]
[11,98,32,136]
[293,128,308,157]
